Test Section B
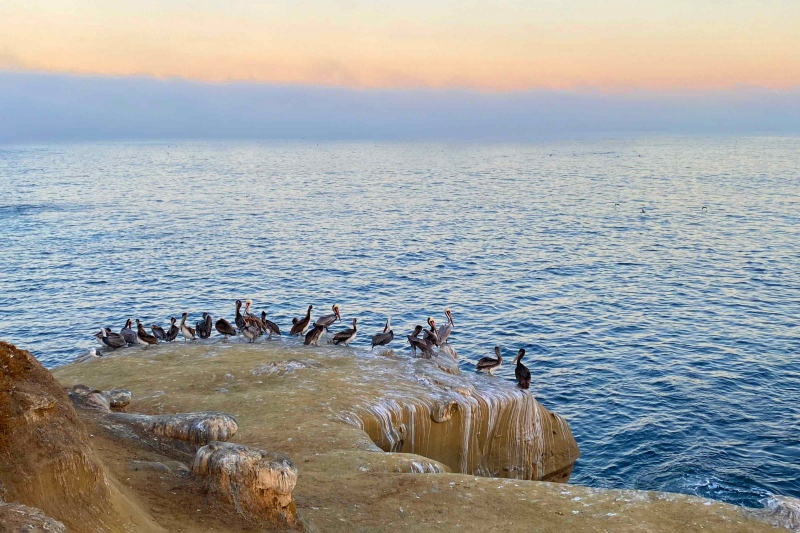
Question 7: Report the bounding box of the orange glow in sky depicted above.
[2,0,799,90]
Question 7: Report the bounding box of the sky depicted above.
[2,1,800,140]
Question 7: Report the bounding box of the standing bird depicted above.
[241,322,261,343]
[235,300,246,332]
[243,300,259,320]
[407,325,433,357]
[196,312,213,339]
[437,308,454,345]
[304,324,325,346]
[215,317,237,340]
[180,313,196,341]
[165,317,180,342]
[120,319,139,346]
[514,349,531,389]
[332,318,358,346]
[151,323,167,341]
[476,346,503,374]
[422,317,440,347]
[135,319,159,347]
[260,311,281,338]
[314,304,341,331]
[290,305,313,336]
[371,317,394,348]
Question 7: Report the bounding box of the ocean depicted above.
[1,136,798,507]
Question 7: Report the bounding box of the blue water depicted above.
[1,137,798,508]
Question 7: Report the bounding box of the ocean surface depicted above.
[1,137,798,508]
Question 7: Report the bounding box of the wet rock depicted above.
[756,495,800,531]
[193,441,298,525]
[251,359,322,376]
[0,500,66,533]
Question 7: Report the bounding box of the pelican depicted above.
[437,308,454,345]
[407,325,433,357]
[332,318,358,346]
[135,319,158,347]
[180,313,196,341]
[476,346,502,374]
[215,317,237,339]
[314,304,341,331]
[97,328,125,350]
[290,305,313,336]
[235,300,246,332]
[304,324,325,346]
[371,317,394,348]
[422,317,440,347]
[151,323,167,341]
[242,322,261,343]
[514,349,531,389]
[120,319,138,346]
[243,300,259,320]
[165,317,179,342]
[260,311,281,338]
[196,312,213,339]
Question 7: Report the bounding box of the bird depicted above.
[371,317,394,348]
[196,312,213,339]
[235,300,246,332]
[437,309,454,345]
[407,325,433,357]
[165,317,180,342]
[314,304,341,331]
[422,317,440,347]
[135,319,159,347]
[215,317,237,339]
[514,349,531,389]
[702,206,708,212]
[151,323,167,341]
[304,324,325,346]
[640,207,646,214]
[243,300,259,320]
[97,328,126,350]
[241,322,261,343]
[290,305,313,336]
[476,346,503,374]
[332,318,358,346]
[259,311,281,338]
[180,313,196,341]
[120,319,139,346]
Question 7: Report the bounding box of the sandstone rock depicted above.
[192,441,298,525]
[0,500,66,533]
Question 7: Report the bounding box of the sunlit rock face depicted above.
[0,341,156,531]
[193,442,298,525]
[346,357,579,481]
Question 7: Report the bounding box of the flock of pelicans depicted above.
[93,299,532,389]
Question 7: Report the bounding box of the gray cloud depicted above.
[1,71,799,143]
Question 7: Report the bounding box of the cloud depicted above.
[1,71,799,143]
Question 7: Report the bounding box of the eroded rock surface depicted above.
[193,442,298,525]
[0,500,66,533]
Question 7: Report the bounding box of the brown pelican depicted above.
[437,308,454,345]
[120,319,139,346]
[304,324,325,346]
[235,300,246,332]
[242,322,261,343]
[151,323,167,341]
[260,311,281,338]
[196,312,213,339]
[422,317,440,347]
[243,300,259,320]
[332,318,358,346]
[371,317,394,348]
[514,349,531,389]
[97,328,125,350]
[407,325,433,357]
[180,313,196,341]
[476,346,502,374]
[165,317,179,342]
[314,304,341,331]
[135,319,158,347]
[215,317,237,339]
[290,305,313,336]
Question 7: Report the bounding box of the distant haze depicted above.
[2,72,800,143]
